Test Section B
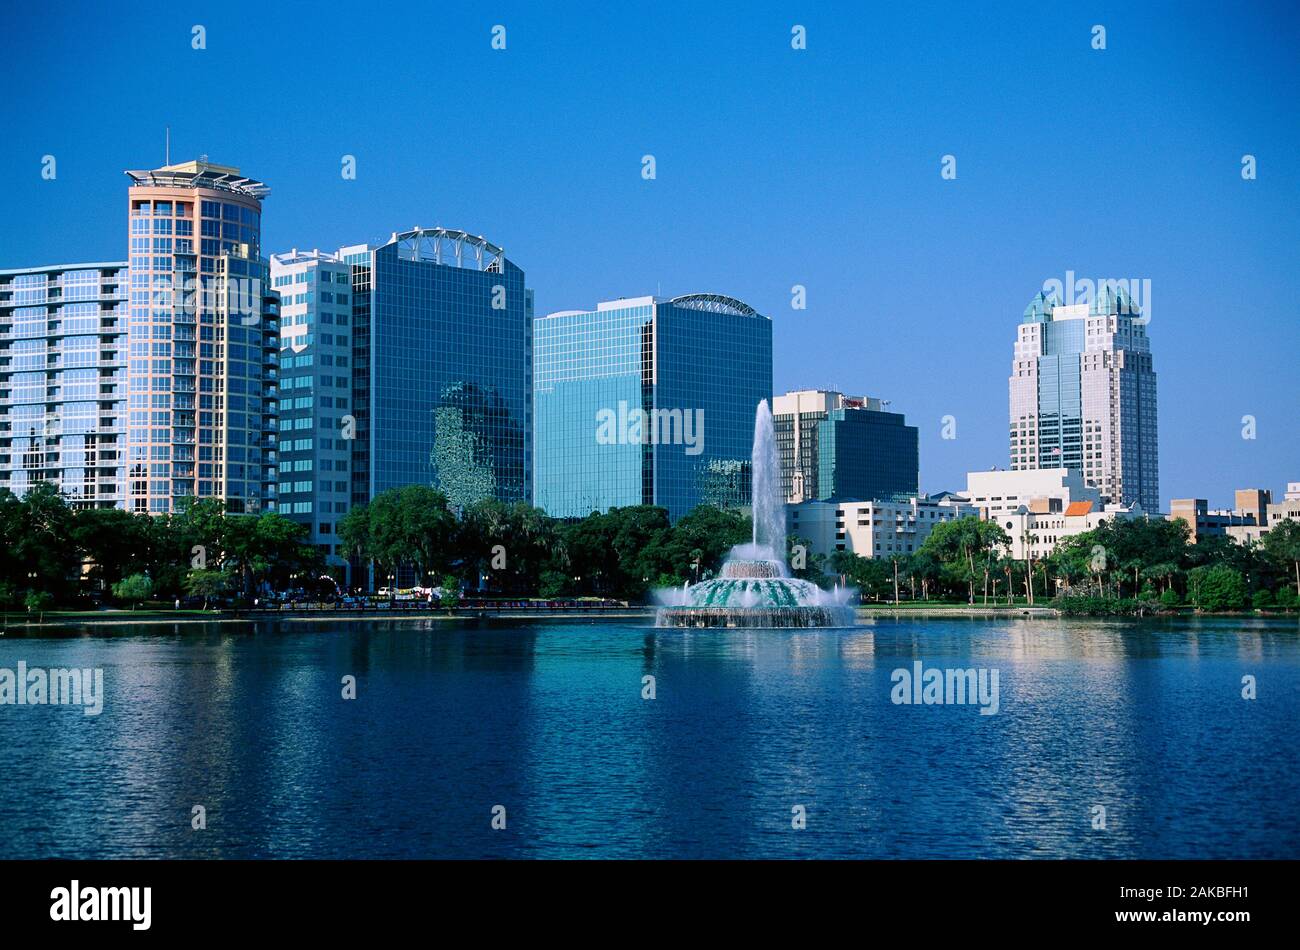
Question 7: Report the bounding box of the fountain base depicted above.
[654,557,856,628]
[655,604,857,628]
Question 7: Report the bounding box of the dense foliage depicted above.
[5,478,1297,614]
[0,483,321,610]
[812,514,1299,612]
[340,492,751,601]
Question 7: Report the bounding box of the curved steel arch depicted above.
[387,226,507,272]
[668,293,760,318]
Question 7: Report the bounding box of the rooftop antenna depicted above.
[165,126,170,166]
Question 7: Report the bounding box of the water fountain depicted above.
[655,400,856,628]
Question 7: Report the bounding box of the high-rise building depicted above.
[124,160,279,514]
[341,228,532,512]
[1010,285,1158,511]
[772,389,918,503]
[269,249,355,576]
[0,262,128,508]
[533,293,771,522]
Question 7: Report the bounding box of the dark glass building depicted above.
[773,390,918,503]
[342,228,531,511]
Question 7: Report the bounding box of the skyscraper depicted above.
[772,389,918,503]
[124,160,279,514]
[533,293,772,522]
[269,249,355,576]
[0,261,128,507]
[1010,285,1158,511]
[341,228,532,512]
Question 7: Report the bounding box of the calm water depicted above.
[1,616,1297,859]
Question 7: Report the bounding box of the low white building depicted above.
[787,493,979,560]
[965,467,1101,518]
[966,467,1143,559]
[995,499,1146,560]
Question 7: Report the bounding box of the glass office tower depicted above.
[534,293,772,522]
[343,228,532,512]
[0,262,128,507]
[269,249,354,577]
[1011,286,1158,511]
[124,160,279,514]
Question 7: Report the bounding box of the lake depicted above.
[1,615,1296,859]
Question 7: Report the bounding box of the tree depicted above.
[649,505,750,585]
[71,507,152,590]
[1189,565,1248,611]
[185,569,231,610]
[458,500,558,594]
[917,517,1010,604]
[1262,520,1300,598]
[112,573,154,610]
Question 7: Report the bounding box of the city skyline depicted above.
[0,2,1296,508]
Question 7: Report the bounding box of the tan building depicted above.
[123,159,279,514]
[1170,493,1267,543]
[1169,483,1298,543]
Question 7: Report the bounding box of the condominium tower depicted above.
[534,293,772,522]
[1010,285,1158,512]
[0,261,128,507]
[124,160,279,514]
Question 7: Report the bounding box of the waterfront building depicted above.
[965,467,1101,520]
[533,293,771,522]
[965,467,1141,559]
[1170,485,1299,544]
[123,160,279,514]
[268,249,354,575]
[787,493,978,560]
[1010,285,1158,512]
[772,388,918,503]
[0,262,128,507]
[338,228,532,513]
[997,499,1145,560]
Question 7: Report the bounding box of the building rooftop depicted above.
[0,261,127,276]
[548,293,764,320]
[125,159,269,198]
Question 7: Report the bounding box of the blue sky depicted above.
[1,0,1296,508]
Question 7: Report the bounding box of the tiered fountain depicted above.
[655,400,856,628]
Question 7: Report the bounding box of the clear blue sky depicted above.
[1,0,1296,508]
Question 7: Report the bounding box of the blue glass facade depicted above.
[1036,318,1085,469]
[534,294,771,522]
[353,230,531,510]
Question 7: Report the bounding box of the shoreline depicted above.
[2,606,1297,629]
